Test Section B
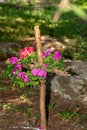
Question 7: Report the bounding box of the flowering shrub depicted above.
[6,46,64,88]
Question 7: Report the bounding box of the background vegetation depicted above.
[0,0,87,60]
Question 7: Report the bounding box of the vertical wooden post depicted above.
[34,26,43,64]
[34,26,47,130]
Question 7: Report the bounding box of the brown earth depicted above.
[0,84,87,130]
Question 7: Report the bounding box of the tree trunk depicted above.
[53,0,69,22]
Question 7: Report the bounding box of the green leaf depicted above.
[6,64,14,76]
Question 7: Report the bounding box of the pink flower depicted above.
[38,69,47,78]
[26,46,34,53]
[15,64,22,69]
[53,51,62,60]
[18,72,29,82]
[9,57,18,64]
[20,48,28,59]
[31,68,41,76]
[20,46,34,59]
[12,68,18,75]
[42,48,50,59]
[42,64,48,68]
[12,64,22,75]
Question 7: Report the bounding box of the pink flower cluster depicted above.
[42,48,62,60]
[9,47,62,84]
[9,47,34,82]
[20,46,34,59]
[42,48,50,59]
[31,68,47,78]
[42,64,48,68]
[18,72,29,82]
[9,56,29,82]
[53,51,62,60]
[12,63,22,74]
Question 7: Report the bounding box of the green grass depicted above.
[0,1,87,59]
[58,110,79,120]
[58,110,87,129]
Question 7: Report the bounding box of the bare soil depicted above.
[0,84,87,130]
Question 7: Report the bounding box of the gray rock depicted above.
[51,60,87,105]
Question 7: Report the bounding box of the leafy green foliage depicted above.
[0,1,87,60]
[63,40,87,60]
